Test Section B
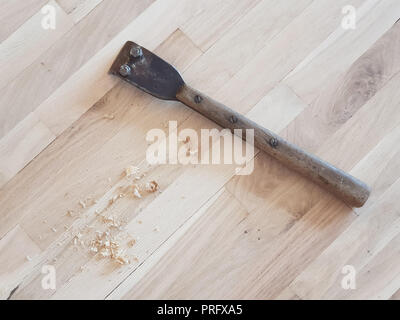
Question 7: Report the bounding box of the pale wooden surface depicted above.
[0,0,400,300]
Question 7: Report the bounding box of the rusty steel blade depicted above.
[109,41,184,100]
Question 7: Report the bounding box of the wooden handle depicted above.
[176,84,370,208]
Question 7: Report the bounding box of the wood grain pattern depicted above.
[288,177,400,299]
[0,0,399,299]
[0,0,47,42]
[0,0,154,140]
[0,0,74,90]
[57,0,104,23]
[0,112,55,187]
[281,12,400,152]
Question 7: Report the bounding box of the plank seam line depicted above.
[209,0,315,93]
[0,0,48,46]
[0,0,76,92]
[104,185,228,299]
[282,0,382,82]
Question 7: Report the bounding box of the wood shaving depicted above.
[79,200,86,209]
[103,114,115,120]
[145,180,159,193]
[66,210,74,217]
[109,195,119,205]
[115,256,129,265]
[125,166,140,177]
[132,185,142,198]
[85,197,96,206]
[51,227,57,233]
[127,239,136,247]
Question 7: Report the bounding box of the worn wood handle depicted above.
[176,84,370,208]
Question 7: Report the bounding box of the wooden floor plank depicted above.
[183,0,313,92]
[108,187,226,300]
[0,112,55,188]
[317,71,400,172]
[350,123,400,213]
[0,0,154,140]
[246,84,308,133]
[390,289,400,300]
[57,0,104,23]
[333,232,400,299]
[0,0,74,91]
[121,190,250,299]
[0,0,48,43]
[283,0,400,105]
[179,0,260,52]
[0,225,42,300]
[212,0,365,115]
[288,177,400,299]
[281,20,400,153]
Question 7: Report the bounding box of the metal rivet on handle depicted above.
[229,115,238,124]
[269,137,278,148]
[119,64,131,77]
[194,95,203,103]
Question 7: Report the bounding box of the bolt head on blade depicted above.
[119,64,131,77]
[109,41,184,100]
[130,46,143,58]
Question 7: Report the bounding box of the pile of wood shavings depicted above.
[68,215,136,266]
[57,165,161,267]
[88,231,130,265]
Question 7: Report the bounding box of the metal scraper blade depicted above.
[109,41,184,100]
